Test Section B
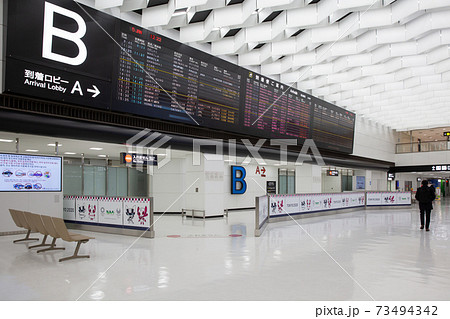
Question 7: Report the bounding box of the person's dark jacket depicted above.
[415,186,436,211]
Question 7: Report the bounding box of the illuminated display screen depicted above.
[311,100,355,153]
[0,153,62,192]
[243,72,311,139]
[5,0,355,154]
[112,23,242,132]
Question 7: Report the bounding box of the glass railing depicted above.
[396,140,450,153]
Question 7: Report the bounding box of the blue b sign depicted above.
[231,166,247,194]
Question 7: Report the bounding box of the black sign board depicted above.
[444,132,450,136]
[5,0,355,154]
[327,170,339,176]
[120,153,157,166]
[388,172,395,181]
[6,0,114,109]
[266,181,277,194]
[391,164,450,173]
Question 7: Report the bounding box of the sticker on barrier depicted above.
[123,198,151,228]
[63,196,76,221]
[98,197,123,225]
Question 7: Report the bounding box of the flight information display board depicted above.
[4,0,355,154]
[311,99,355,153]
[113,22,242,132]
[243,71,311,139]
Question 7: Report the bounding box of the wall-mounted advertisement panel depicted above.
[356,176,365,189]
[0,153,62,192]
[5,0,355,154]
[98,197,123,225]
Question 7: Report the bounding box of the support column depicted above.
[295,163,322,194]
[184,153,225,217]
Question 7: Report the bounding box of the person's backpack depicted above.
[417,186,435,203]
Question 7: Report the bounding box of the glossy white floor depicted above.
[1,200,450,301]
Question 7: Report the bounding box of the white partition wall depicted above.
[295,164,322,194]
[0,192,63,233]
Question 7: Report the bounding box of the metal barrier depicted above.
[396,140,450,153]
[181,208,206,219]
[255,191,412,237]
[63,196,155,238]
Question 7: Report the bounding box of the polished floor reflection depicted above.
[1,200,450,300]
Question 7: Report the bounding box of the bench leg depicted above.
[37,238,65,253]
[13,230,39,243]
[59,240,90,262]
[29,235,52,249]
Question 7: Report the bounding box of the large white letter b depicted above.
[42,2,87,66]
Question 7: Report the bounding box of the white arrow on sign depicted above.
[87,85,100,98]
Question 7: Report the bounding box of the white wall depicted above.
[370,170,388,191]
[352,170,388,192]
[150,158,186,213]
[395,173,417,191]
[150,156,277,212]
[0,193,63,233]
[295,164,322,193]
[352,117,396,163]
[396,151,450,166]
[322,174,341,193]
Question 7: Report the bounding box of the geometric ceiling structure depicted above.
[84,0,450,131]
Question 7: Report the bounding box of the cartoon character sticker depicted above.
[125,206,136,224]
[76,198,98,222]
[88,204,96,221]
[78,205,86,220]
[137,206,148,225]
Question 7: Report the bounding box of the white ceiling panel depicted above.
[81,0,450,131]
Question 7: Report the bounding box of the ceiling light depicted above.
[90,147,103,151]
[64,152,76,155]
[0,139,14,143]
[98,155,107,158]
[47,143,62,147]
[25,149,39,152]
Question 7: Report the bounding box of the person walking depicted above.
[415,180,436,231]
